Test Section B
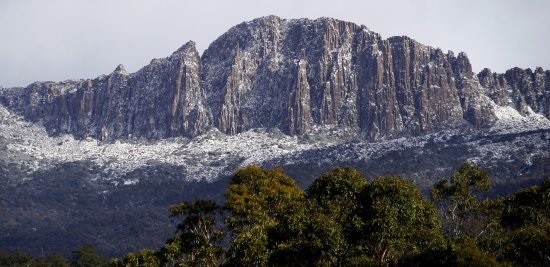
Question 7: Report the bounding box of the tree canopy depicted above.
[109,164,548,266]
[362,175,446,264]
[6,163,547,267]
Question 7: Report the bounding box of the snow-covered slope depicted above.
[2,82,550,258]
[1,15,549,258]
[0,105,338,183]
[2,99,549,186]
[489,104,550,134]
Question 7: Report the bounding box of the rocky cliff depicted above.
[202,16,495,138]
[0,41,209,140]
[1,16,548,140]
[478,67,550,118]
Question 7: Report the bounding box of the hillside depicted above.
[0,16,549,256]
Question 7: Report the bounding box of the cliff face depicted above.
[202,16,495,138]
[0,42,209,140]
[478,67,550,118]
[0,16,548,140]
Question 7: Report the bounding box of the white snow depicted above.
[0,105,335,182]
[2,99,549,186]
[490,104,550,134]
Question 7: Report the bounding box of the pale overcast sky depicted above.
[0,0,549,87]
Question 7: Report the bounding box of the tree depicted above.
[498,179,550,265]
[504,224,550,266]
[36,252,70,267]
[302,167,368,265]
[0,250,35,267]
[451,237,507,267]
[431,162,492,236]
[0,250,69,267]
[110,249,161,267]
[160,199,225,267]
[500,179,549,229]
[306,167,367,232]
[401,237,507,267]
[361,175,446,264]
[224,165,304,266]
[109,200,225,267]
[100,164,548,266]
[71,244,108,267]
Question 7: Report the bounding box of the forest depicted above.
[1,163,548,266]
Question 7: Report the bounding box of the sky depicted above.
[1,0,549,87]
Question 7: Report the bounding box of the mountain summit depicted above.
[1,16,549,257]
[1,16,549,141]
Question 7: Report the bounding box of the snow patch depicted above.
[491,104,550,134]
[0,106,335,183]
[2,101,549,185]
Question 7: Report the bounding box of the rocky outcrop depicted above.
[478,67,550,118]
[202,16,495,138]
[0,16,548,140]
[0,41,209,140]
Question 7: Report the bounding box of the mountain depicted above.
[2,16,548,140]
[0,16,549,257]
[0,42,209,140]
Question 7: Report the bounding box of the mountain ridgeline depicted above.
[1,16,549,140]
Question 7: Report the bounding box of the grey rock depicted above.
[478,67,550,118]
[1,16,548,140]
[202,17,494,138]
[0,41,209,140]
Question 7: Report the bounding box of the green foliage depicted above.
[431,162,492,236]
[7,164,549,267]
[452,237,509,267]
[265,168,368,266]
[163,200,225,266]
[501,179,549,229]
[227,225,270,266]
[0,250,69,267]
[0,250,36,267]
[302,167,368,265]
[307,167,367,213]
[225,165,305,266]
[225,165,304,228]
[361,175,446,264]
[496,179,550,266]
[503,224,550,266]
[36,253,70,267]
[401,237,510,267]
[431,168,549,266]
[306,167,366,235]
[114,249,161,267]
[71,244,109,267]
